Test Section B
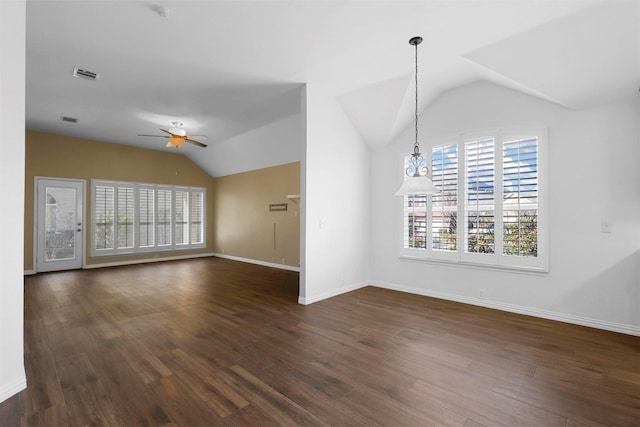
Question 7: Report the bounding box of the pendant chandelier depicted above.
[394,36,439,196]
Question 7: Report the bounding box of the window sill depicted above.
[399,255,548,276]
[91,244,206,258]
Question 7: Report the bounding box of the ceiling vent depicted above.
[61,116,78,123]
[72,66,99,81]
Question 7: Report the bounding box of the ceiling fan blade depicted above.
[186,138,207,148]
[186,134,208,140]
[160,128,175,136]
[138,134,169,138]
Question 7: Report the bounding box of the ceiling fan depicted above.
[138,121,208,148]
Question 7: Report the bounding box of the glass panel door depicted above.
[36,178,84,272]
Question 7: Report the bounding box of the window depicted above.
[175,190,189,246]
[157,189,172,247]
[95,185,115,250]
[91,180,205,256]
[190,190,204,245]
[139,187,155,248]
[400,129,546,271]
[117,186,135,249]
[431,143,458,253]
[465,137,495,256]
[502,137,539,258]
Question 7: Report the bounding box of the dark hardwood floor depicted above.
[1,257,639,426]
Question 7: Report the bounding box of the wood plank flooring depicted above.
[1,257,639,426]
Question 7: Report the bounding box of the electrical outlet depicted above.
[479,289,485,298]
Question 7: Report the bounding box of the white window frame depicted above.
[427,138,460,263]
[91,180,206,257]
[174,188,191,247]
[138,185,156,249]
[115,183,136,252]
[156,186,174,249]
[188,189,205,246]
[399,128,548,273]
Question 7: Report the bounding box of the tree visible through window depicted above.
[465,137,495,254]
[157,189,172,246]
[503,137,538,257]
[402,153,427,250]
[432,144,457,252]
[400,129,545,271]
[91,181,205,256]
[95,186,114,250]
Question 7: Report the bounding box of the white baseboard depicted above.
[370,280,640,337]
[298,281,369,305]
[212,253,300,272]
[25,253,299,275]
[26,253,217,275]
[83,252,216,270]
[0,375,26,404]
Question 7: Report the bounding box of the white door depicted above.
[36,178,84,272]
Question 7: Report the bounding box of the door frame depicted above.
[34,177,87,273]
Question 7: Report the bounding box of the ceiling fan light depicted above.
[166,137,184,148]
[168,127,186,136]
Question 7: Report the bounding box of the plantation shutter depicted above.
[156,189,172,246]
[139,188,155,247]
[94,185,115,250]
[116,186,135,249]
[431,144,458,252]
[175,190,189,245]
[465,137,495,254]
[190,190,204,244]
[502,137,538,257]
[402,154,427,250]
[397,129,546,271]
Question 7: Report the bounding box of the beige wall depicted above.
[25,130,216,270]
[213,162,300,268]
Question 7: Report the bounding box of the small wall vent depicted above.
[72,66,99,80]
[61,116,78,123]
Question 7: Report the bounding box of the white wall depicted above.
[189,86,304,178]
[370,81,640,334]
[0,0,27,403]
[300,82,372,303]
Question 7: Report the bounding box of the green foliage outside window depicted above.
[503,211,537,257]
[95,212,114,249]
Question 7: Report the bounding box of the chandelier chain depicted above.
[394,36,438,196]
[414,40,419,155]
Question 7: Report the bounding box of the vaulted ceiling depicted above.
[25,0,639,176]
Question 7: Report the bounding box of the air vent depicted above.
[61,116,78,123]
[72,66,99,80]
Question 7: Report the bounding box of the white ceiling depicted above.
[25,0,639,176]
